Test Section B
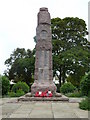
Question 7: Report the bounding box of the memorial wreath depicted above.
[35,90,53,97]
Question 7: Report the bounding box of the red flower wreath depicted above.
[35,90,53,97]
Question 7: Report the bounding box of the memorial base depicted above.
[31,81,57,96]
[18,92,69,102]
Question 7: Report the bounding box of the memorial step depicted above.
[18,94,69,102]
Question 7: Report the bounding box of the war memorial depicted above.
[18,7,68,101]
[1,7,88,119]
[31,7,57,95]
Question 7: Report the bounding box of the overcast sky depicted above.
[0,0,89,75]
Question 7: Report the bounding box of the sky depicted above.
[0,0,89,75]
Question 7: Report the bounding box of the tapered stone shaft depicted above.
[31,7,56,96]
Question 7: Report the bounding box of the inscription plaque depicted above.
[40,30,48,40]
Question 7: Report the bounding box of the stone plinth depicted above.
[31,81,56,96]
[18,93,69,102]
[18,97,69,102]
[31,7,57,96]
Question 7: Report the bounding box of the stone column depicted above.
[31,7,57,96]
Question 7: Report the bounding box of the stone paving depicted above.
[0,98,89,119]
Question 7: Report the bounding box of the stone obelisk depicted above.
[31,7,56,96]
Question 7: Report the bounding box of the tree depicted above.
[51,17,90,88]
[61,46,90,88]
[1,75,10,95]
[4,48,35,86]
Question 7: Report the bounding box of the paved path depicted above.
[0,98,89,119]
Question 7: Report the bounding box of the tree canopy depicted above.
[4,48,35,85]
[51,17,90,88]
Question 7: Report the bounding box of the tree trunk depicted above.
[62,76,65,84]
[62,66,65,84]
[59,67,62,87]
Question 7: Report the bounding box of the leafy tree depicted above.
[62,46,90,88]
[4,48,35,86]
[51,17,90,88]
[1,76,10,95]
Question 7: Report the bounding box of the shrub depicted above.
[60,82,76,94]
[8,92,16,97]
[80,72,90,96]
[79,98,90,110]
[15,89,25,97]
[12,81,29,93]
[66,91,83,97]
[8,89,25,97]
[1,76,10,95]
